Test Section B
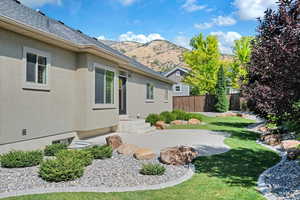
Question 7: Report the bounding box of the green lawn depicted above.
[3,116,280,200]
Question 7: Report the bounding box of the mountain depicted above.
[102,40,188,72]
[102,39,234,72]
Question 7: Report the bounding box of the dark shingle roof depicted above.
[0,0,172,83]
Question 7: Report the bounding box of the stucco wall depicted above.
[126,72,173,118]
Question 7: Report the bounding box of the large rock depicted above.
[261,134,281,146]
[134,148,156,160]
[170,120,187,125]
[160,146,198,165]
[106,135,123,149]
[117,144,139,155]
[287,148,300,160]
[188,118,201,125]
[258,126,268,133]
[155,121,167,130]
[281,140,300,151]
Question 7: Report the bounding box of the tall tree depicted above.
[183,33,221,95]
[229,37,253,89]
[243,0,300,122]
[215,65,229,112]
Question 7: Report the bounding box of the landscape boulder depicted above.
[106,135,123,149]
[117,144,139,155]
[170,120,187,125]
[258,126,268,133]
[155,121,167,130]
[287,148,300,160]
[188,118,201,125]
[134,148,156,160]
[261,134,281,146]
[160,146,198,165]
[281,140,300,151]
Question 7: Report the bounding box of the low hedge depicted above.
[39,156,84,182]
[160,111,176,124]
[44,143,68,156]
[145,114,164,126]
[56,149,93,166]
[140,164,166,176]
[0,150,43,168]
[85,145,112,159]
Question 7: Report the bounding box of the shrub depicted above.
[0,150,43,168]
[172,109,189,120]
[186,113,203,121]
[44,143,68,156]
[56,149,93,166]
[85,145,112,159]
[39,156,84,182]
[140,164,166,176]
[215,66,229,113]
[160,111,176,124]
[145,114,164,126]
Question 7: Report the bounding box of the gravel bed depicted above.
[262,159,300,200]
[0,152,190,193]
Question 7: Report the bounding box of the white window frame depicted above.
[174,84,182,92]
[92,63,117,109]
[146,83,154,102]
[22,47,51,91]
[175,70,181,76]
[164,88,169,103]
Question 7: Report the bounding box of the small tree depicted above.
[183,33,221,95]
[215,66,229,112]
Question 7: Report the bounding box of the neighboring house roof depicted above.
[164,67,190,77]
[0,0,174,84]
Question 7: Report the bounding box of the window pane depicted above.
[146,83,150,99]
[165,89,168,100]
[95,68,105,104]
[38,56,47,65]
[105,71,114,104]
[150,85,154,99]
[26,53,37,82]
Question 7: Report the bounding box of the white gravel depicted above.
[0,152,190,194]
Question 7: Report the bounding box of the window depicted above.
[164,89,169,101]
[95,67,115,105]
[176,70,181,76]
[175,84,181,92]
[146,83,154,100]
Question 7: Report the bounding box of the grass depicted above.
[2,116,280,200]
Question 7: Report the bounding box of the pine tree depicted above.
[215,66,229,112]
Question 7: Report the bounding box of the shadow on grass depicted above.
[212,129,260,141]
[193,148,280,187]
[211,121,253,129]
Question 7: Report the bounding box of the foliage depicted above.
[0,150,43,168]
[44,143,68,156]
[229,37,253,88]
[172,109,189,120]
[39,156,84,182]
[215,66,229,112]
[145,113,164,126]
[160,111,176,124]
[242,0,300,122]
[84,145,113,159]
[56,150,93,167]
[140,164,166,176]
[183,33,221,95]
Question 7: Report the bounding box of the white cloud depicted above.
[97,36,106,40]
[174,36,191,49]
[194,16,236,30]
[182,0,206,12]
[234,0,277,20]
[19,0,62,7]
[118,32,165,43]
[119,0,137,6]
[210,31,242,54]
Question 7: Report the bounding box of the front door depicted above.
[119,76,127,115]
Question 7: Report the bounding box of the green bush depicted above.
[145,113,164,126]
[56,149,93,166]
[44,143,68,156]
[39,156,84,182]
[85,145,112,159]
[160,111,176,124]
[186,113,204,121]
[172,109,189,120]
[214,66,229,113]
[0,150,43,168]
[140,164,166,176]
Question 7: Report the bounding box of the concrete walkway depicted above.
[84,129,231,156]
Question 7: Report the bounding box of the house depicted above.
[0,0,174,152]
[164,67,191,96]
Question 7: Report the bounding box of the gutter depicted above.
[0,15,175,85]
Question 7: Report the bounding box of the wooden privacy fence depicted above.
[173,94,241,112]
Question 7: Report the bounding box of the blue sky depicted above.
[19,0,277,54]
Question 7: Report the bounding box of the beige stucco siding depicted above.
[126,72,173,118]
